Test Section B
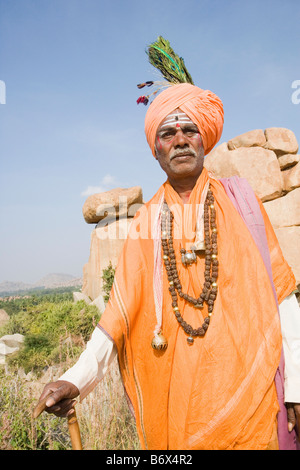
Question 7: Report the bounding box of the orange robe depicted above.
[99,168,296,450]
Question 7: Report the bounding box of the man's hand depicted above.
[286,403,300,437]
[37,380,80,418]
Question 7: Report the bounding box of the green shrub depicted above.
[0,287,78,316]
[102,262,116,303]
[1,300,100,374]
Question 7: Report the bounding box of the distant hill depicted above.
[0,281,33,294]
[33,273,81,288]
[0,273,83,295]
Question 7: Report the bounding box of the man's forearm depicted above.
[279,293,300,403]
[58,326,117,401]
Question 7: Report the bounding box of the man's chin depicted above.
[170,156,199,172]
[170,161,203,178]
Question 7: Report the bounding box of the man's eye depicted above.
[161,132,174,139]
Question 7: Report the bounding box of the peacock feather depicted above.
[136,36,194,105]
[146,36,194,85]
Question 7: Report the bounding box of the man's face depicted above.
[154,109,205,181]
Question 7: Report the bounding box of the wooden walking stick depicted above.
[66,409,83,450]
[33,397,83,450]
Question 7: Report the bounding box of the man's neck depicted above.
[168,173,201,203]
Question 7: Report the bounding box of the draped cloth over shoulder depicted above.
[144,83,224,156]
[98,168,297,450]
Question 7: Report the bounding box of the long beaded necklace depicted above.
[160,185,218,345]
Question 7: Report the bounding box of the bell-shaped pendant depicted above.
[151,332,168,350]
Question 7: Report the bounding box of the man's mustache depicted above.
[170,148,197,160]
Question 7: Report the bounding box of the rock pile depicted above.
[204,127,300,284]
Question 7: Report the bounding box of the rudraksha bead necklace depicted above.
[161,185,218,345]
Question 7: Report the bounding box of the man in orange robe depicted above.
[37,83,300,450]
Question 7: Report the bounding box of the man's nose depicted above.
[173,128,189,147]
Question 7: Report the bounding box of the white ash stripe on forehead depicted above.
[159,113,193,129]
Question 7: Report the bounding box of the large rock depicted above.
[82,186,143,224]
[205,146,283,202]
[73,291,92,304]
[227,129,266,150]
[0,333,24,348]
[0,334,25,365]
[0,309,9,328]
[282,161,300,193]
[204,142,232,176]
[264,128,299,156]
[91,294,106,312]
[263,188,300,229]
[82,218,133,300]
[278,153,300,170]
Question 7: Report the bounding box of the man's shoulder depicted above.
[133,185,165,217]
[144,185,165,206]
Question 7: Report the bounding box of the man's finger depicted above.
[39,383,59,400]
[45,395,58,408]
[293,404,300,440]
[45,399,77,417]
[45,386,69,408]
[287,403,296,432]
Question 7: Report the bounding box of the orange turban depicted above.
[144,83,224,156]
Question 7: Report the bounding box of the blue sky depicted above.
[0,0,299,283]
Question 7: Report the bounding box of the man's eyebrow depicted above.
[157,126,177,134]
[182,123,199,130]
[157,123,199,134]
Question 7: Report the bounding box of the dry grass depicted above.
[76,358,140,450]
[0,359,140,450]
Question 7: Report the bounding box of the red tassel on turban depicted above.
[144,83,224,156]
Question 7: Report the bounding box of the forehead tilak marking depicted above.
[159,111,194,129]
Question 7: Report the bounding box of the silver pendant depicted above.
[187,336,194,345]
[181,245,197,267]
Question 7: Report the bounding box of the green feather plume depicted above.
[146,36,194,85]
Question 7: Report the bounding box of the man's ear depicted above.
[154,145,158,160]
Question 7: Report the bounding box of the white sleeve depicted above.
[58,326,117,401]
[278,293,300,403]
